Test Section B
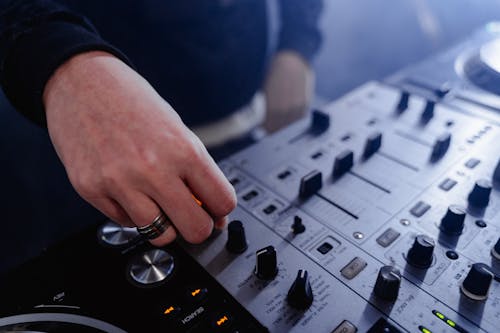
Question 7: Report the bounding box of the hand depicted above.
[263,51,314,133]
[44,51,236,246]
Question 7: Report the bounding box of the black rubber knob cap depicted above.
[492,237,500,260]
[396,91,410,114]
[407,235,435,269]
[374,266,401,301]
[420,100,435,124]
[460,263,493,301]
[254,246,278,280]
[287,270,314,310]
[440,205,466,235]
[467,179,492,208]
[226,220,248,254]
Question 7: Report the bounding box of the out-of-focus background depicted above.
[2,0,500,274]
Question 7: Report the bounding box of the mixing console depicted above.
[2,23,500,333]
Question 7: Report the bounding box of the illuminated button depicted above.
[376,228,400,248]
[332,320,358,333]
[163,305,181,319]
[340,257,367,280]
[211,313,233,330]
[410,201,431,218]
[418,325,432,333]
[186,287,208,303]
[439,178,457,191]
[464,158,480,169]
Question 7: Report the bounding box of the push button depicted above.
[439,178,457,191]
[465,158,480,169]
[376,228,400,248]
[340,257,367,280]
[410,201,431,217]
[332,320,358,333]
[186,287,208,303]
[211,312,233,330]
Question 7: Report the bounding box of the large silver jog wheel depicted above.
[128,249,175,286]
[97,220,139,247]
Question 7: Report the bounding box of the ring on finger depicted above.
[136,211,171,240]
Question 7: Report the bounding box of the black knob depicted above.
[287,270,314,309]
[226,220,248,254]
[407,235,435,268]
[460,263,493,301]
[439,205,466,235]
[467,179,492,208]
[430,132,451,161]
[299,170,322,198]
[254,246,278,280]
[363,132,382,160]
[420,100,435,124]
[492,237,500,260]
[396,91,410,114]
[333,149,354,178]
[292,216,306,235]
[311,109,330,135]
[374,266,401,301]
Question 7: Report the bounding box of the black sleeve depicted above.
[0,0,132,127]
[277,0,323,63]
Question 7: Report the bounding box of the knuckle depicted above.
[217,188,237,216]
[187,220,213,244]
[69,171,95,199]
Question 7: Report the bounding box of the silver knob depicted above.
[97,220,139,247]
[128,249,175,286]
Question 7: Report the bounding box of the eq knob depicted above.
[254,246,278,280]
[467,179,492,208]
[374,266,401,301]
[492,237,500,260]
[128,249,175,286]
[287,270,314,310]
[226,220,248,254]
[407,235,435,269]
[439,205,466,235]
[460,263,493,301]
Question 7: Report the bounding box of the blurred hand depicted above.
[44,51,236,246]
[263,51,314,133]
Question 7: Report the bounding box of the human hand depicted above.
[263,51,314,133]
[44,51,236,246]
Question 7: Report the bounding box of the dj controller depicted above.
[2,23,500,333]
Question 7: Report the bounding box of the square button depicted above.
[340,257,367,280]
[410,201,431,217]
[465,158,480,169]
[317,242,334,255]
[439,178,457,191]
[376,228,401,248]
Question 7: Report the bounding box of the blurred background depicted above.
[2,0,500,274]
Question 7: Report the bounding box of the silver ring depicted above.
[136,211,170,240]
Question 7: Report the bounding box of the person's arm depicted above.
[263,0,323,133]
[0,0,236,246]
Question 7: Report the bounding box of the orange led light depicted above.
[216,316,228,326]
[191,289,201,297]
[192,195,202,206]
[164,306,175,315]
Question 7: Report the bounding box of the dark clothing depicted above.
[0,0,322,127]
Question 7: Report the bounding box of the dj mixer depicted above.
[2,23,500,333]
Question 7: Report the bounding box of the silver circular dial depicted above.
[128,249,175,286]
[97,220,139,247]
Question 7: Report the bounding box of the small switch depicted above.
[263,204,277,215]
[292,216,306,235]
[299,170,323,198]
[376,228,401,248]
[439,178,457,191]
[340,257,367,280]
[317,242,334,255]
[410,201,431,218]
[333,150,354,178]
[363,132,383,159]
[332,320,358,333]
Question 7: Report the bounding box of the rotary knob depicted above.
[460,263,494,301]
[467,179,492,208]
[439,205,466,235]
[97,220,139,247]
[374,266,401,301]
[128,249,175,286]
[254,246,278,280]
[492,237,500,260]
[287,270,314,310]
[407,235,435,269]
[226,220,248,254]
